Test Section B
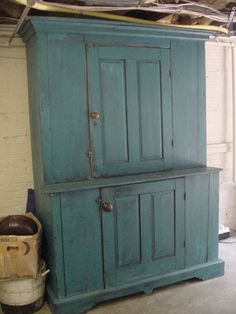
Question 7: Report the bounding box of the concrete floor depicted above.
[1,235,236,314]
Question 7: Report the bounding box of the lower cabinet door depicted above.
[101,179,185,287]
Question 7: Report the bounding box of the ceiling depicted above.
[0,0,235,34]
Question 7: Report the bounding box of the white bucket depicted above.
[0,260,49,306]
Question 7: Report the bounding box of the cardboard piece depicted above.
[0,213,42,281]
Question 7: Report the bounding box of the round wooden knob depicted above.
[102,202,113,212]
[90,112,101,120]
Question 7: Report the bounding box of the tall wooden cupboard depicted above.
[19,17,224,314]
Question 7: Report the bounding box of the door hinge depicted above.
[183,240,186,248]
[87,151,94,158]
[169,69,171,78]
[86,42,94,48]
[96,197,102,206]
[184,192,186,200]
[171,140,174,147]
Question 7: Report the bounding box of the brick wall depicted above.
[0,30,33,217]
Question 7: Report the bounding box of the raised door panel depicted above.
[87,46,173,177]
[101,179,185,287]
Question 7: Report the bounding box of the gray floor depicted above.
[2,235,236,314]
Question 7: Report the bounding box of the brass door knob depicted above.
[101,202,113,212]
[90,112,101,120]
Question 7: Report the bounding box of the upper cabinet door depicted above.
[87,45,173,177]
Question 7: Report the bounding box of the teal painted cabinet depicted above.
[19,17,224,314]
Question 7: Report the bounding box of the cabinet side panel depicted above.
[61,190,104,295]
[185,174,209,267]
[172,41,206,168]
[45,33,89,183]
[208,172,220,261]
[197,42,207,166]
[35,192,55,293]
[50,194,66,298]
[26,34,66,298]
[25,34,45,190]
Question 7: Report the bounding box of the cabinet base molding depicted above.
[47,259,224,314]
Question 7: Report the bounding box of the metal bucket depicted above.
[0,260,49,314]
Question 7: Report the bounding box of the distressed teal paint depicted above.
[100,60,128,162]
[185,174,209,267]
[207,172,220,261]
[153,191,175,259]
[19,17,224,314]
[171,40,206,168]
[50,194,66,298]
[138,61,163,160]
[45,33,89,182]
[175,178,185,270]
[140,194,153,264]
[25,33,46,189]
[44,167,219,193]
[116,196,141,267]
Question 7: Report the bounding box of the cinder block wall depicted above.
[0,31,235,229]
[0,31,33,217]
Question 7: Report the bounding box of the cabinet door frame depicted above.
[101,179,185,287]
[86,42,173,178]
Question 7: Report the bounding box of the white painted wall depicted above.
[0,27,235,230]
[0,27,33,217]
[206,39,236,230]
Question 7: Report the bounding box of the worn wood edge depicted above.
[44,167,221,194]
[46,259,224,314]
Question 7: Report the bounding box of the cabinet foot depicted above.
[46,286,96,314]
[196,261,225,281]
[196,273,222,281]
[50,301,95,314]
[77,303,95,314]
